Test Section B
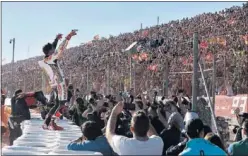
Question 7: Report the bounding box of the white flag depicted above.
[124,42,137,52]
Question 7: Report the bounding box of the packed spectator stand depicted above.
[2,2,248,96]
[1,2,248,156]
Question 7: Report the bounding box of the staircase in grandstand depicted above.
[1,113,102,155]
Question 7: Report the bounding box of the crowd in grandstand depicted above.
[2,2,248,96]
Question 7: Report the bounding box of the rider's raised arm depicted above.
[54,39,69,60]
[52,34,63,50]
[53,30,77,60]
[52,38,58,50]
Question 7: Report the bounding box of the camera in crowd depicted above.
[232,113,248,134]
[231,113,248,142]
[116,110,133,138]
[105,94,116,105]
[112,91,135,137]
[150,91,162,109]
[138,38,164,49]
[121,92,136,111]
[232,125,240,134]
[150,38,164,48]
[123,102,135,111]
[90,91,103,101]
[238,112,248,119]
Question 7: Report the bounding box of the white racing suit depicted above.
[38,38,70,118]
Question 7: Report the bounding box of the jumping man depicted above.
[38,29,77,130]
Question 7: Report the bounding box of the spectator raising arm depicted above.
[106,100,163,155]
[157,107,169,129]
[82,107,92,118]
[106,101,124,142]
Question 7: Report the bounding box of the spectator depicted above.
[160,112,184,155]
[228,119,248,155]
[67,121,113,156]
[163,100,179,114]
[67,84,74,106]
[87,111,105,129]
[83,98,105,129]
[69,97,87,126]
[179,118,226,155]
[205,132,225,151]
[1,91,11,146]
[1,92,11,132]
[8,89,25,145]
[203,125,212,136]
[11,89,31,120]
[148,106,165,134]
[166,124,212,156]
[106,102,164,155]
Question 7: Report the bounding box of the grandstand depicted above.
[2,2,248,97]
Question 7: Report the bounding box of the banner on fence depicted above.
[215,94,248,118]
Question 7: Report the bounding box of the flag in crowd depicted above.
[216,37,226,46]
[200,41,208,49]
[234,50,246,57]
[207,37,226,46]
[147,64,158,71]
[94,35,100,40]
[204,52,214,62]
[132,52,149,62]
[139,52,149,61]
[132,54,139,60]
[181,56,193,65]
[142,30,149,37]
[125,42,138,52]
[208,37,216,44]
[242,35,248,45]
[227,19,236,25]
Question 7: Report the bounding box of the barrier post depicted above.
[133,62,136,95]
[86,66,89,92]
[199,61,221,137]
[107,63,110,95]
[129,57,132,91]
[192,32,198,111]
[163,59,169,97]
[212,54,216,111]
[10,38,15,96]
[24,76,26,92]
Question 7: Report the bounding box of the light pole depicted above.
[9,38,15,97]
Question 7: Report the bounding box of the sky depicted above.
[2,1,245,64]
